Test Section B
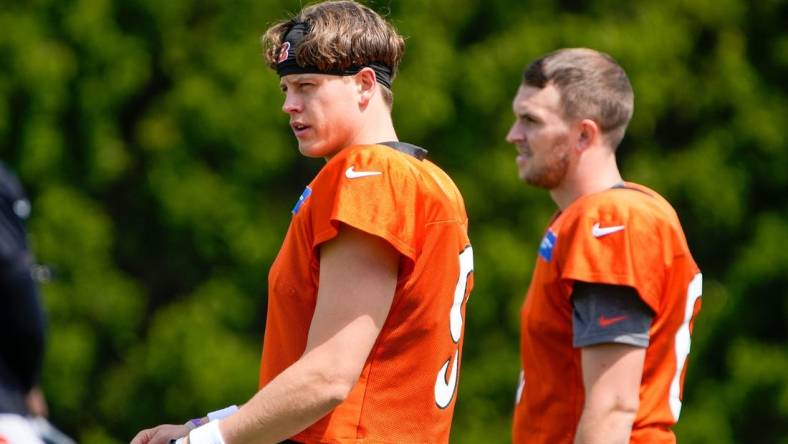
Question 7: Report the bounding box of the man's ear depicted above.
[356,67,377,107]
[576,119,600,152]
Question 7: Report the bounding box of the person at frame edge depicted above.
[131,1,474,444]
[0,161,48,443]
[506,48,702,444]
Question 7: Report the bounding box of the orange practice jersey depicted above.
[512,183,702,444]
[261,144,474,443]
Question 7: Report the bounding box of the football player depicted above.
[507,48,702,444]
[132,2,473,443]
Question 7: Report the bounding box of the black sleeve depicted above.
[0,163,46,395]
[571,281,654,348]
[0,262,46,392]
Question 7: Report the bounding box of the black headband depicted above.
[275,22,394,89]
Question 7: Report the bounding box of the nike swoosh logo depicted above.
[592,223,625,238]
[598,315,628,327]
[345,166,382,179]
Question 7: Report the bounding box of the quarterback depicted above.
[131,1,473,443]
[507,48,702,444]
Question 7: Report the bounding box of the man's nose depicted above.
[282,92,302,114]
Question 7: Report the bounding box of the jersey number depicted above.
[434,246,474,409]
[669,272,702,420]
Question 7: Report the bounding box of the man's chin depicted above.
[519,170,540,186]
[521,173,555,190]
[297,142,321,158]
[298,142,343,160]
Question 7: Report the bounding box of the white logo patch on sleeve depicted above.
[345,166,382,179]
[591,223,626,238]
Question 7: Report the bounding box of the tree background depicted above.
[1,0,786,442]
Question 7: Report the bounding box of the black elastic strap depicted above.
[275,22,394,89]
[379,141,428,160]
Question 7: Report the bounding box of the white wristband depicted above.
[207,405,238,421]
[188,419,226,444]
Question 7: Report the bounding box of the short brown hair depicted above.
[261,0,405,107]
[523,48,634,149]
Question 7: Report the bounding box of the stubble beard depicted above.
[523,141,571,190]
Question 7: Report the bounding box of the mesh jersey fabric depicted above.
[261,144,473,443]
[512,182,701,444]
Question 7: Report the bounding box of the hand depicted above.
[130,424,189,444]
[25,386,49,417]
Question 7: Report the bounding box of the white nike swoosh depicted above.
[592,223,626,238]
[345,166,382,179]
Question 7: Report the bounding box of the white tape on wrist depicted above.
[207,405,238,421]
[184,417,204,431]
[188,419,226,444]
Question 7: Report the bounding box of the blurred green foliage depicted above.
[1,0,786,443]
